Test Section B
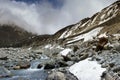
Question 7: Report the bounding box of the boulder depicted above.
[96,37,108,51]
[46,71,66,80]
[16,61,30,69]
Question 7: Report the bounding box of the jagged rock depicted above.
[96,37,108,51]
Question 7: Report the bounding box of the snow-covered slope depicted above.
[54,0,120,44]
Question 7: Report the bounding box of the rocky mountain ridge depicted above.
[0,1,120,47]
[54,0,120,45]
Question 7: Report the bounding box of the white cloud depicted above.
[0,0,117,34]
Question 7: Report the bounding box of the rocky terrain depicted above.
[0,0,120,80]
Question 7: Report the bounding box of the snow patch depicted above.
[98,32,108,38]
[67,27,103,43]
[81,20,90,27]
[99,17,111,25]
[60,48,72,56]
[91,16,97,24]
[69,58,106,80]
[113,34,120,39]
[107,9,113,16]
[44,44,53,49]
[28,47,32,50]
[100,14,106,20]
[64,30,72,38]
[113,34,120,37]
[59,30,68,39]
[56,45,64,50]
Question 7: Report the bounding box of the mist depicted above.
[0,0,117,34]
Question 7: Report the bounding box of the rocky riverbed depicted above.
[0,36,120,80]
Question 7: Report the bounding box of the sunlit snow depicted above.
[69,58,106,80]
[60,48,72,56]
[67,27,103,43]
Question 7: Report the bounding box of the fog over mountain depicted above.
[0,0,117,34]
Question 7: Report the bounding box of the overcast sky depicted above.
[0,0,117,34]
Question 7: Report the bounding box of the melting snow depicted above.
[99,17,111,25]
[45,44,64,50]
[113,34,120,39]
[107,9,113,16]
[91,16,97,25]
[28,47,32,50]
[59,30,68,39]
[67,27,103,43]
[98,32,108,38]
[56,45,64,49]
[69,58,106,80]
[100,14,106,20]
[81,21,89,27]
[44,44,52,49]
[60,48,72,56]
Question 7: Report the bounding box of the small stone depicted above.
[13,66,20,70]
[109,62,115,68]
[37,64,43,69]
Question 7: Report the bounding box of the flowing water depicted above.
[0,59,49,80]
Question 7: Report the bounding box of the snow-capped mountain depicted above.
[54,0,120,44]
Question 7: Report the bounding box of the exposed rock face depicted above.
[53,0,120,45]
[96,37,108,51]
[0,25,33,47]
[0,25,53,47]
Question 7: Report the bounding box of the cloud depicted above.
[0,0,117,34]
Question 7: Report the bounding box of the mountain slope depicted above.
[0,24,54,47]
[54,0,120,44]
[0,24,34,47]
